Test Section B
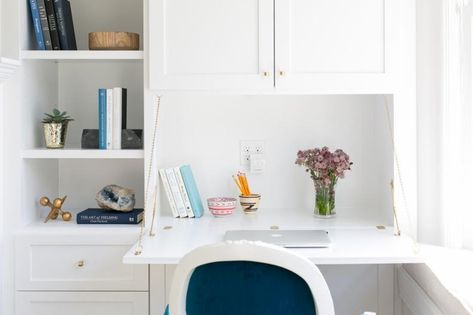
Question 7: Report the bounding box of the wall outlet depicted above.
[240,140,265,167]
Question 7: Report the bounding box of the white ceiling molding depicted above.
[0,58,20,82]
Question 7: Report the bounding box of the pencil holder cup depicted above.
[239,194,261,213]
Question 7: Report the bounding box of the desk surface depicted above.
[123,208,423,265]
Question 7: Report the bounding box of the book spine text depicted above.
[112,87,122,149]
[106,89,113,149]
[44,0,61,49]
[28,0,46,50]
[36,0,53,50]
[98,89,107,149]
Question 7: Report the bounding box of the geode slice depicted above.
[96,185,136,212]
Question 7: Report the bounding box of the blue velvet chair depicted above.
[165,241,335,315]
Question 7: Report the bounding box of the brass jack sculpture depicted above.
[40,196,72,223]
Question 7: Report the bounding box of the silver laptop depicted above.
[224,230,331,248]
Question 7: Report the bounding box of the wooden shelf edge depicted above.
[22,149,144,159]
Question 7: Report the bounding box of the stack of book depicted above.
[28,0,77,50]
[98,88,128,150]
[160,165,205,218]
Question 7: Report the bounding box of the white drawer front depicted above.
[16,236,148,291]
[16,292,148,315]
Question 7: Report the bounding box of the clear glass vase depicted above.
[314,184,336,218]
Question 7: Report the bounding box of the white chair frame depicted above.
[169,241,335,315]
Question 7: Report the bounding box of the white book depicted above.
[112,87,122,149]
[174,167,195,218]
[159,169,179,218]
[106,89,113,150]
[165,168,188,218]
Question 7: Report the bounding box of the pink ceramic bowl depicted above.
[207,197,237,217]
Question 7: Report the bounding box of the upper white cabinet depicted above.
[275,0,399,93]
[149,0,400,92]
[149,0,274,90]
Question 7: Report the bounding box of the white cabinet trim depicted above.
[0,58,19,82]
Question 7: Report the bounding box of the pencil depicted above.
[237,174,246,195]
[232,175,244,195]
[238,173,251,196]
[241,173,251,195]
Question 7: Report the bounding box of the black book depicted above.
[36,0,53,50]
[64,0,77,50]
[44,0,60,50]
[53,0,76,50]
[122,88,127,129]
[76,208,144,224]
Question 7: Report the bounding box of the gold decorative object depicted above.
[40,196,72,223]
[43,122,69,149]
[42,109,73,149]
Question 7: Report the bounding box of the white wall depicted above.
[1,0,19,59]
[416,0,444,245]
[157,95,394,224]
[0,84,4,315]
[1,3,5,313]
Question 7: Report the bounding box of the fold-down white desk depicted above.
[123,208,423,265]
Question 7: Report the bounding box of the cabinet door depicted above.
[16,292,148,315]
[149,0,274,91]
[275,0,400,93]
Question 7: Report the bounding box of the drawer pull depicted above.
[77,260,85,267]
[262,71,269,77]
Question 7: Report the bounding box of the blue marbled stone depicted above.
[96,185,136,212]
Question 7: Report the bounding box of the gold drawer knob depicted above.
[262,71,269,77]
[279,70,285,76]
[77,260,85,267]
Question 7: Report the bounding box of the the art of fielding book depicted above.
[77,208,144,224]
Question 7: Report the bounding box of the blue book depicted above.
[28,0,46,50]
[77,208,144,224]
[180,165,204,218]
[98,89,107,149]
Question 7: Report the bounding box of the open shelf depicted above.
[22,149,144,159]
[20,50,144,62]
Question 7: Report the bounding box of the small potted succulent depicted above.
[42,108,74,149]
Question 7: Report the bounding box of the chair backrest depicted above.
[169,241,335,315]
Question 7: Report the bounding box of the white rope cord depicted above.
[135,95,162,255]
[383,96,415,242]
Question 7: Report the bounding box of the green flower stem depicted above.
[314,184,336,216]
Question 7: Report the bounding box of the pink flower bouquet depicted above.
[296,147,352,217]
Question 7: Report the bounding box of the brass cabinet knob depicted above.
[279,70,285,76]
[262,71,269,77]
[77,260,85,267]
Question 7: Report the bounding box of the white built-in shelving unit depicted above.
[16,0,146,225]
[2,1,150,314]
[3,0,418,314]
